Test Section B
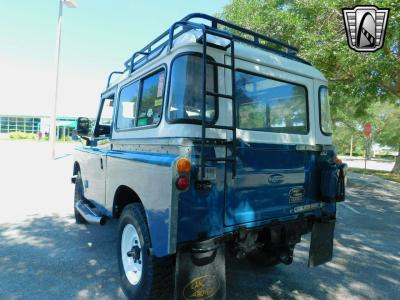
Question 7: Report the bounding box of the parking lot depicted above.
[0,140,399,300]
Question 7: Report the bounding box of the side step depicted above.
[75,200,107,225]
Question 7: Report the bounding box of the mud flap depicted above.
[175,241,226,300]
[308,220,335,267]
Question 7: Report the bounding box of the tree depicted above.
[221,0,399,107]
[367,102,400,172]
[221,0,400,172]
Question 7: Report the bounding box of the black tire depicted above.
[117,203,175,300]
[74,172,87,224]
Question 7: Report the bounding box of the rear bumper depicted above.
[223,206,335,235]
[176,215,336,271]
[178,212,335,249]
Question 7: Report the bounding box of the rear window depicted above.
[236,71,308,134]
[319,86,333,135]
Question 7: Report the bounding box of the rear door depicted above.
[224,59,317,226]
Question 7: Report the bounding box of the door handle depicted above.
[100,158,103,170]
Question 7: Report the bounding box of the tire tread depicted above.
[119,203,175,300]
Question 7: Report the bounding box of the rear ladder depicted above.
[169,22,237,180]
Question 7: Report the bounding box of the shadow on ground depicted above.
[0,177,399,300]
[0,216,125,300]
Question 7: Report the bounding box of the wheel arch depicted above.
[113,184,172,257]
[113,185,145,219]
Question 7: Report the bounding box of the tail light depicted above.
[176,176,190,190]
[176,158,191,173]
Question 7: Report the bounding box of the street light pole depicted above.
[50,0,77,159]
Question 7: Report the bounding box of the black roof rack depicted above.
[106,13,310,88]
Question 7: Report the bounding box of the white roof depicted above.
[109,29,327,88]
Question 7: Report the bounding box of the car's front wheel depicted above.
[117,203,175,300]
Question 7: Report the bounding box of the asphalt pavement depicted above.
[340,156,395,172]
[0,141,399,300]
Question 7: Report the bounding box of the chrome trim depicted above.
[291,202,326,214]
[75,200,107,225]
[296,145,322,151]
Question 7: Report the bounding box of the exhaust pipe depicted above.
[75,200,107,225]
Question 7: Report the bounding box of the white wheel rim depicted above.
[121,223,143,285]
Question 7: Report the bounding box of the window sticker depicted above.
[157,73,164,98]
[153,114,161,124]
[147,108,153,118]
[122,102,135,119]
[138,118,147,126]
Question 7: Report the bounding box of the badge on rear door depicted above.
[289,186,305,203]
[268,174,284,185]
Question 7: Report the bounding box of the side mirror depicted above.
[77,117,90,136]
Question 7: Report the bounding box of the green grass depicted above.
[349,168,400,183]
[9,131,36,140]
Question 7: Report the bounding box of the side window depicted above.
[99,99,114,125]
[137,71,165,127]
[319,86,333,135]
[168,55,216,123]
[236,71,308,134]
[116,69,165,130]
[117,81,139,129]
[95,98,114,137]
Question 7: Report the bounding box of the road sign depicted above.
[364,122,372,137]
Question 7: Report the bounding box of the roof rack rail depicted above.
[181,13,300,55]
[106,13,310,89]
[106,71,124,88]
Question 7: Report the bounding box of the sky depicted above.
[0,0,230,117]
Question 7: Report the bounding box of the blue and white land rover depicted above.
[72,13,347,300]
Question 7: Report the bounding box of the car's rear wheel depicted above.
[74,172,87,224]
[117,203,175,300]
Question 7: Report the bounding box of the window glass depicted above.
[117,81,139,129]
[168,55,216,122]
[99,99,114,126]
[137,70,165,127]
[0,117,7,126]
[236,71,308,134]
[319,86,333,135]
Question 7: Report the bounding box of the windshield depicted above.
[168,54,216,123]
[319,86,333,135]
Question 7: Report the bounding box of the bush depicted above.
[59,135,72,142]
[9,132,36,140]
[373,154,395,161]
